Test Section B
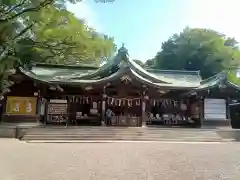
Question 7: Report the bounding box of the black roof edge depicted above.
[31,63,100,70]
[145,68,201,75]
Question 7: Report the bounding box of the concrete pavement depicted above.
[0,139,240,180]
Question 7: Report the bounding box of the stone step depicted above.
[22,133,221,141]
[26,128,216,134]
[22,138,222,142]
[20,126,223,142]
[28,126,214,131]
[24,130,217,134]
[23,133,218,139]
[22,135,222,141]
[24,134,219,139]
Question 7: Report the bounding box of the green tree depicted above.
[16,7,116,65]
[153,28,240,79]
[144,59,154,68]
[0,0,116,94]
[133,59,144,67]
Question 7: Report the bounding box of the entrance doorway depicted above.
[105,96,142,127]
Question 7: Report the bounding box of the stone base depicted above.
[142,122,147,127]
[0,126,16,138]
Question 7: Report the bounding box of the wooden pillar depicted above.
[199,96,204,128]
[0,96,5,123]
[42,85,48,125]
[36,90,41,124]
[101,86,106,126]
[226,97,231,126]
[141,91,147,127]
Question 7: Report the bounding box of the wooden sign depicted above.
[6,96,37,115]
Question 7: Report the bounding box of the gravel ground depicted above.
[0,139,240,180]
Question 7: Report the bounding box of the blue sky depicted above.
[67,0,240,61]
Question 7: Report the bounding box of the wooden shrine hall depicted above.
[1,46,240,128]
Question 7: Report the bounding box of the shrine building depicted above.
[1,46,240,128]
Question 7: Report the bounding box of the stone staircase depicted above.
[20,126,226,142]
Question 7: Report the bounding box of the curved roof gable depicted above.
[18,46,203,89]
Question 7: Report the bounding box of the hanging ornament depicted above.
[107,97,111,105]
[153,100,156,106]
[173,100,177,107]
[115,99,119,106]
[136,99,141,106]
[72,96,75,103]
[111,98,114,105]
[166,99,169,105]
[119,99,122,106]
[128,99,133,107]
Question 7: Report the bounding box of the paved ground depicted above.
[1,139,240,180]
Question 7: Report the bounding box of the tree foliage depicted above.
[0,0,116,93]
[153,28,240,79]
[133,59,144,67]
[17,7,116,65]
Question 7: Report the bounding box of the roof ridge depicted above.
[200,71,227,84]
[32,63,100,69]
[146,68,200,74]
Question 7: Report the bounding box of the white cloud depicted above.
[66,1,102,31]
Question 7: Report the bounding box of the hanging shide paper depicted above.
[128,99,133,107]
[105,95,141,107]
[136,99,141,106]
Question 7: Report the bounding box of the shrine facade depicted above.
[1,46,240,128]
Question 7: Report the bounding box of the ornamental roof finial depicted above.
[118,43,128,55]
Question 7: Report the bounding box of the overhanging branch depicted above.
[3,0,28,15]
[0,0,54,23]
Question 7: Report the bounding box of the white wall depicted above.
[204,98,226,120]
